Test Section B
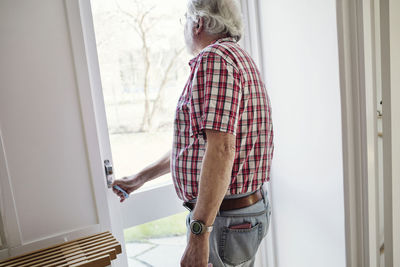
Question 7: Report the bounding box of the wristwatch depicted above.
[190,220,214,235]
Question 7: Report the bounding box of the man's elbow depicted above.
[204,129,236,158]
[221,142,236,155]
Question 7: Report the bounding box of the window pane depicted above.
[91,0,191,189]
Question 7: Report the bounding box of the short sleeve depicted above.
[189,51,242,139]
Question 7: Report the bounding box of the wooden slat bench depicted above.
[0,231,121,267]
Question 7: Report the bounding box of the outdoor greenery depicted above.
[124,211,189,242]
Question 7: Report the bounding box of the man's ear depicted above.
[194,17,204,35]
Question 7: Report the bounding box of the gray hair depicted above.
[187,0,243,41]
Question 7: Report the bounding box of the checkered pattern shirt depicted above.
[171,37,274,202]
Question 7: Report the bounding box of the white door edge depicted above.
[64,0,128,265]
[362,0,382,266]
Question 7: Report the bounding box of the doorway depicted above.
[90,0,191,265]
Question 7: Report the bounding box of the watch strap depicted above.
[204,225,213,233]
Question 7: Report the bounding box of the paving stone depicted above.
[136,242,186,266]
[128,257,148,267]
[125,242,155,257]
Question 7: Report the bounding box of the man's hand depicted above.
[180,234,212,267]
[111,174,145,202]
[111,149,171,203]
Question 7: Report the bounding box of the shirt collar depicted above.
[212,36,237,45]
[188,36,237,67]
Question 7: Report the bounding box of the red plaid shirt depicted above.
[171,37,274,202]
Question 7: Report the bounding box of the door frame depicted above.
[337,0,369,267]
[336,0,374,266]
[335,0,396,266]
[379,0,400,265]
[361,0,382,266]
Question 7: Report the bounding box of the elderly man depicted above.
[112,0,274,266]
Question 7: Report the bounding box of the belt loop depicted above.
[183,202,192,212]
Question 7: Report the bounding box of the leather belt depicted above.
[183,189,263,212]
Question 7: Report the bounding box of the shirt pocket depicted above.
[175,98,190,133]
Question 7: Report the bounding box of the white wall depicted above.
[259,1,346,267]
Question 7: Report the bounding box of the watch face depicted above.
[191,221,203,235]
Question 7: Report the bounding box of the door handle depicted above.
[104,159,113,188]
[104,159,129,199]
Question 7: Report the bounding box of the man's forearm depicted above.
[192,131,236,228]
[137,149,171,183]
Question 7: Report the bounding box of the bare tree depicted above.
[115,0,185,132]
[148,47,185,126]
